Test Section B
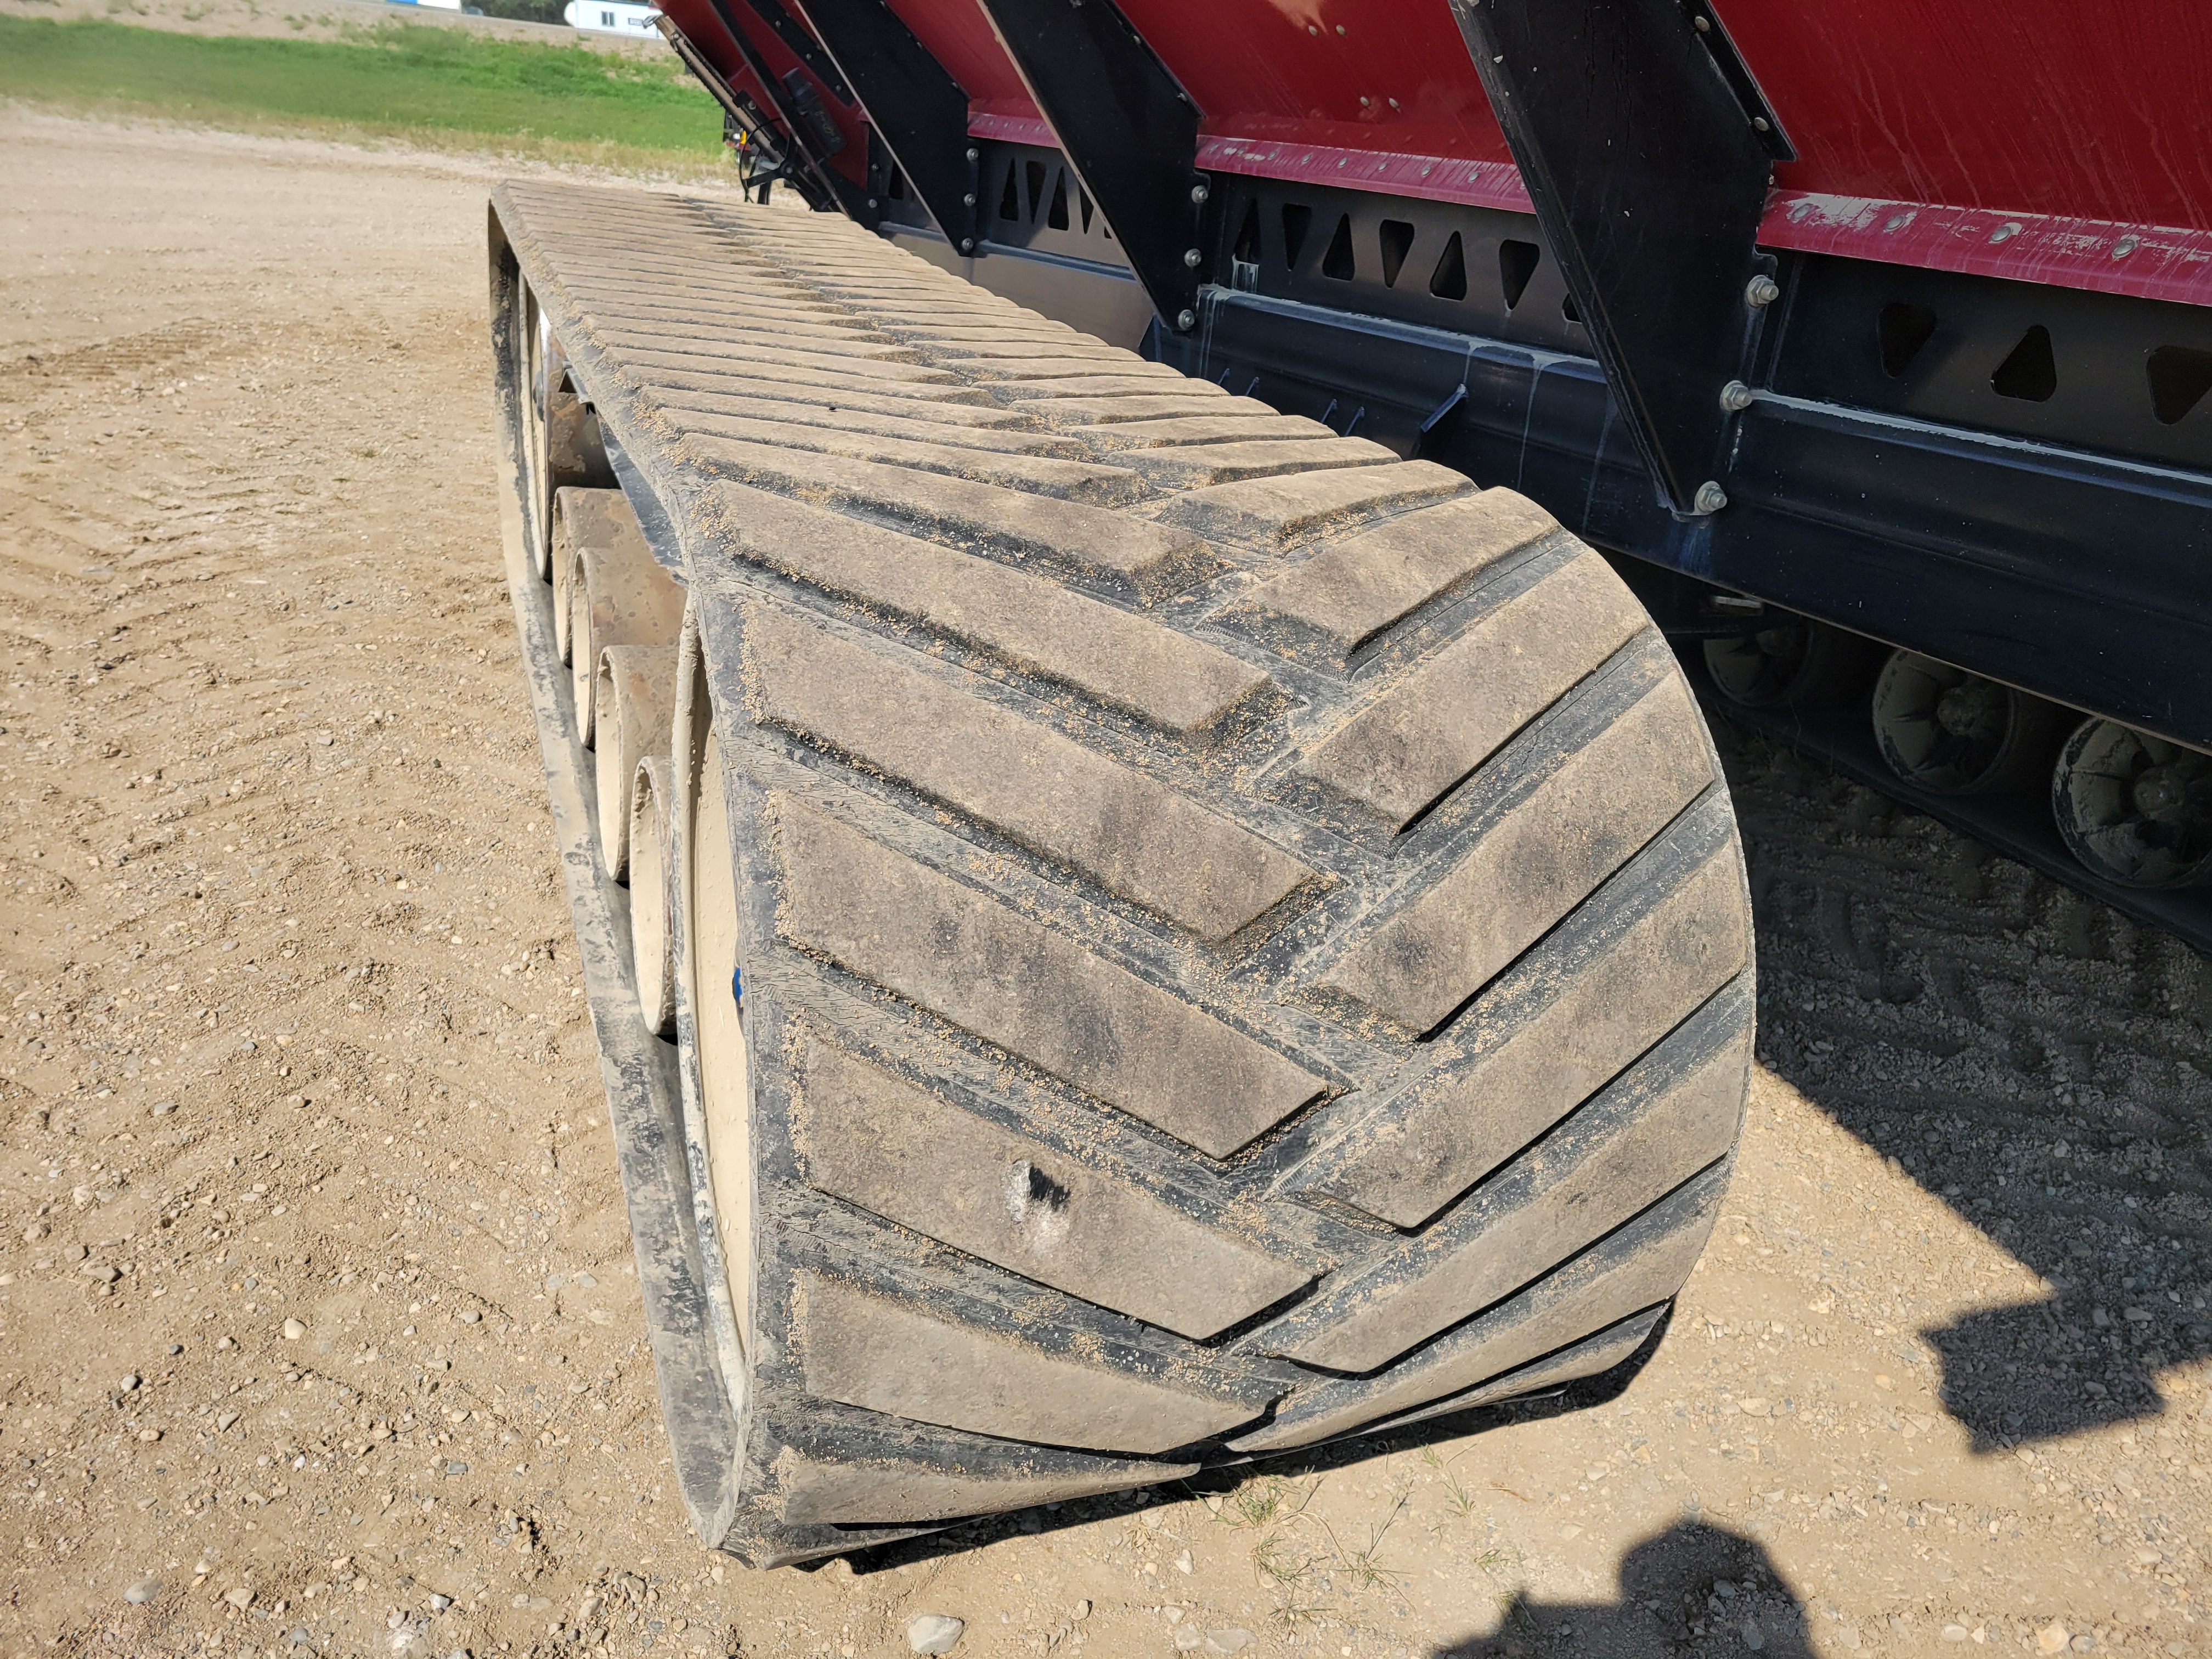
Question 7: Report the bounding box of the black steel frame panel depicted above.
[1166,289,2212,754]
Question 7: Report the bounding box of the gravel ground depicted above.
[2,110,2208,1659]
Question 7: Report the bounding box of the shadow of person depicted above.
[1429,1520,1812,1657]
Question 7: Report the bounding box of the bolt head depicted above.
[1175,309,1197,331]
[1183,247,1201,267]
[1745,275,1780,308]
[966,147,980,162]
[959,239,974,253]
[1692,481,1729,515]
[866,198,878,209]
[962,193,977,206]
[1190,183,1209,204]
[1719,380,1755,413]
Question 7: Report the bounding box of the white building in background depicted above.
[563,0,660,34]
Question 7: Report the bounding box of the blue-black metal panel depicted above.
[1167,289,2212,753]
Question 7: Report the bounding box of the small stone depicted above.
[223,1586,254,1611]
[1174,1627,1203,1653]
[120,1375,140,1393]
[1173,1549,1193,1573]
[1944,1628,1970,1643]
[1206,1631,1254,1654]
[2038,1624,2071,1654]
[907,1613,964,1655]
[1072,1601,1091,1621]
[22,1224,47,1243]
[89,1262,121,1284]
[1742,1617,1765,1651]
[217,1411,239,1431]
[1737,1397,1769,1416]
[123,1576,162,1604]
[427,1592,452,1610]
[459,1310,480,1325]
[290,1629,312,1645]
[445,1461,469,1475]
[283,1318,306,1340]
[64,1243,88,1263]
[1872,1374,1894,1391]
[152,1102,176,1115]
[138,1429,161,1443]
[216,1336,235,1351]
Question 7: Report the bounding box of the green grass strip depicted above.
[0,14,726,156]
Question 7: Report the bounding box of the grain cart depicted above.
[486,0,2210,1564]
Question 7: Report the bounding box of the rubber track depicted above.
[490,182,1755,1565]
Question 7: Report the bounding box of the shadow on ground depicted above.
[1711,719,2212,1447]
[1429,1520,1810,1657]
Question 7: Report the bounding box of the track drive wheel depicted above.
[494,182,1757,1564]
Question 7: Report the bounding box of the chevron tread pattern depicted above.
[493,182,1754,1565]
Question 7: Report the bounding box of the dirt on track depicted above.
[2,109,2210,1659]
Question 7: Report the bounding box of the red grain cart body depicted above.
[656,0,2212,925]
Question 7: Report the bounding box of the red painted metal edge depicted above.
[966,115,2212,308]
[1197,136,1533,218]
[966,111,1061,148]
[1762,194,2212,309]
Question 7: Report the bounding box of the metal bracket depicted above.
[791,0,981,251]
[1451,0,1783,515]
[698,0,871,218]
[737,0,854,105]
[970,0,1207,330]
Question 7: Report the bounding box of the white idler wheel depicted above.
[595,645,676,880]
[628,755,679,1036]
[2051,718,2212,889]
[1870,649,2062,794]
[677,654,753,1370]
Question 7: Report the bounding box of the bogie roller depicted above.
[1871,649,2066,797]
[2052,719,2212,890]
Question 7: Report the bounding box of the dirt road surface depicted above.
[3,111,2209,1659]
